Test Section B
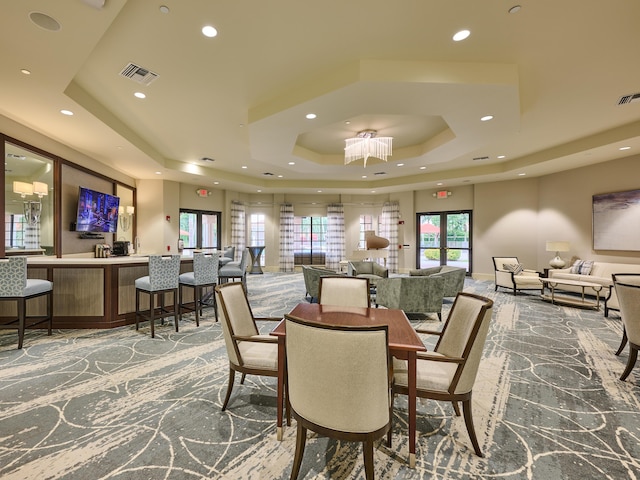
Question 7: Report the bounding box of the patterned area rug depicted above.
[1,273,639,479]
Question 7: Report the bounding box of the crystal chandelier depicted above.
[344,129,393,167]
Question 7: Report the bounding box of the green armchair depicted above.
[409,265,466,297]
[301,265,345,303]
[375,275,445,320]
[347,261,389,287]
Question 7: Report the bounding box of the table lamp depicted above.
[546,241,570,268]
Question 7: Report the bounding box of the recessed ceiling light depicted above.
[159,5,170,13]
[60,109,74,116]
[453,29,470,42]
[420,166,427,170]
[134,92,146,99]
[508,5,521,14]
[345,121,351,125]
[362,175,367,178]
[29,12,61,31]
[155,171,162,175]
[371,190,376,193]
[619,146,631,150]
[305,113,317,119]
[497,155,506,159]
[257,190,262,193]
[481,115,494,121]
[397,163,404,167]
[437,182,444,186]
[202,25,218,37]
[317,190,322,193]
[20,69,31,75]
[213,181,219,185]
[288,161,295,165]
[518,173,526,176]
[241,165,247,169]
[277,175,283,178]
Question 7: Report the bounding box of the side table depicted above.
[248,246,265,274]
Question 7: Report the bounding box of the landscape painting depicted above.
[593,188,640,251]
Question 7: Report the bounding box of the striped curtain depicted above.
[230,202,246,261]
[23,224,40,249]
[326,203,345,271]
[380,201,399,273]
[279,203,294,272]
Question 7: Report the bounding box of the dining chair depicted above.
[179,251,219,325]
[215,281,280,410]
[612,273,640,381]
[134,254,181,338]
[318,276,370,308]
[393,292,494,457]
[284,314,392,480]
[0,256,53,349]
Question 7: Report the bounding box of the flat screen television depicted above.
[75,186,120,233]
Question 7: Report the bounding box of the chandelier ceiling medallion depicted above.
[344,129,393,167]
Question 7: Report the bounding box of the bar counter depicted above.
[19,255,194,329]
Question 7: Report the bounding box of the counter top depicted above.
[26,255,193,265]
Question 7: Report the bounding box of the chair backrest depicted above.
[434,292,493,394]
[613,273,640,345]
[193,251,219,284]
[285,314,390,433]
[319,276,370,308]
[148,255,181,290]
[492,257,520,271]
[0,257,27,296]
[223,245,235,261]
[375,276,444,313]
[215,282,259,366]
[238,248,250,272]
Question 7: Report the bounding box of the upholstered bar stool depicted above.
[219,248,250,290]
[0,256,53,349]
[135,255,181,338]
[179,251,219,325]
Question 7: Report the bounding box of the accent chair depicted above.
[409,265,466,297]
[493,256,543,295]
[375,275,445,320]
[319,276,370,308]
[612,273,640,381]
[301,265,344,303]
[347,261,389,287]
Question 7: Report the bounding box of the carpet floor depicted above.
[0,273,639,479]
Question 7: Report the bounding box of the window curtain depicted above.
[380,201,399,273]
[279,203,294,272]
[230,202,246,261]
[24,223,40,250]
[326,203,345,271]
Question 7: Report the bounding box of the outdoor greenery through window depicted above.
[249,213,266,266]
[417,211,471,273]
[179,209,221,253]
[294,216,327,265]
[4,214,26,248]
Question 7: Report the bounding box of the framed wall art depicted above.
[593,188,640,251]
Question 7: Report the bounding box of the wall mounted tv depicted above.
[75,186,120,233]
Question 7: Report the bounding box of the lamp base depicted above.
[549,255,566,269]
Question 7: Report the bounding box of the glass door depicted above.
[179,209,221,254]
[416,210,471,273]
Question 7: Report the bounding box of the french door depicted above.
[416,210,472,274]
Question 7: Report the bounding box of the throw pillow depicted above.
[503,263,524,275]
[570,260,594,275]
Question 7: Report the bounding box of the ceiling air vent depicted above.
[373,171,387,176]
[473,156,489,161]
[119,63,159,86]
[263,172,274,176]
[617,92,640,105]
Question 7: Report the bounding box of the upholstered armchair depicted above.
[612,273,640,382]
[301,265,344,302]
[409,265,466,297]
[348,261,389,287]
[376,275,445,320]
[493,256,543,295]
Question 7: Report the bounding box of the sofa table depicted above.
[541,278,608,310]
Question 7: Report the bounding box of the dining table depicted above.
[270,302,426,467]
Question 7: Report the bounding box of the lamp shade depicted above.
[546,241,570,252]
[13,181,34,197]
[33,181,48,197]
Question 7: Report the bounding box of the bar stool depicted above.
[135,255,181,338]
[179,251,219,325]
[0,256,53,349]
[219,248,250,291]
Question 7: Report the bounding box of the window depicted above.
[249,213,266,266]
[5,214,26,248]
[359,214,375,249]
[293,216,327,265]
[179,209,221,253]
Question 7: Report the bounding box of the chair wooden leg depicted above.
[149,292,155,338]
[135,289,140,331]
[17,298,26,350]
[221,368,236,411]
[240,373,247,384]
[194,286,201,327]
[363,439,375,480]
[620,344,638,381]
[46,291,53,336]
[173,288,180,332]
[452,401,461,416]
[462,397,483,457]
[290,422,307,480]
[615,327,628,356]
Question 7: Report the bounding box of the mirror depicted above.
[5,142,54,255]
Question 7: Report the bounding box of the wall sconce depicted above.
[118,205,135,231]
[13,181,48,225]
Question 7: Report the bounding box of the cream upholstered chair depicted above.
[393,292,494,457]
[301,265,344,302]
[219,247,250,289]
[612,273,640,381]
[319,276,370,308]
[179,251,219,325]
[493,256,543,295]
[135,255,181,338]
[284,314,392,480]
[0,256,53,349]
[215,281,280,410]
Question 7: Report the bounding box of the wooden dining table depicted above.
[270,302,426,467]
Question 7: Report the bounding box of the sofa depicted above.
[548,261,640,317]
[409,265,466,297]
[375,275,445,320]
[302,265,345,303]
[347,261,389,287]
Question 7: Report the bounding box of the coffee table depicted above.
[541,278,609,310]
